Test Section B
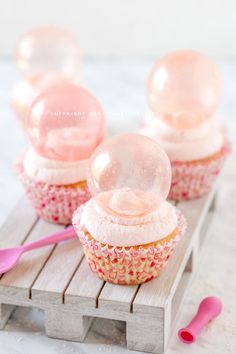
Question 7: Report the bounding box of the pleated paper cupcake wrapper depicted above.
[73,206,187,285]
[168,141,231,201]
[16,162,90,225]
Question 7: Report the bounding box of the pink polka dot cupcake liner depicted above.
[73,206,186,285]
[16,162,90,225]
[168,141,231,201]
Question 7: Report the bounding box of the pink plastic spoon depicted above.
[0,226,76,275]
[178,296,223,343]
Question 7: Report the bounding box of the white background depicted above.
[0,0,236,58]
[0,1,236,354]
[1,57,236,354]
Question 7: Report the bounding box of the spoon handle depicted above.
[22,226,76,252]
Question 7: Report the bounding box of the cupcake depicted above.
[73,134,186,285]
[17,83,105,225]
[141,50,230,200]
[12,27,80,126]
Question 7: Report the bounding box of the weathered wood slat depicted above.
[98,282,139,313]
[171,271,191,323]
[0,197,37,326]
[132,185,216,316]
[0,304,15,329]
[127,317,165,354]
[0,179,220,354]
[0,220,63,299]
[65,258,104,309]
[31,238,84,305]
[45,308,93,342]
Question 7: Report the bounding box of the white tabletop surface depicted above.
[0,58,236,354]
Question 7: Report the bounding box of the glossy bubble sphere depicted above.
[12,76,79,128]
[147,50,222,130]
[87,133,171,217]
[16,27,80,80]
[26,83,105,161]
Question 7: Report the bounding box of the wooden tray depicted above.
[0,187,217,354]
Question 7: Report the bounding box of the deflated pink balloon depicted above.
[87,133,171,217]
[16,27,80,81]
[147,50,222,130]
[26,83,105,161]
